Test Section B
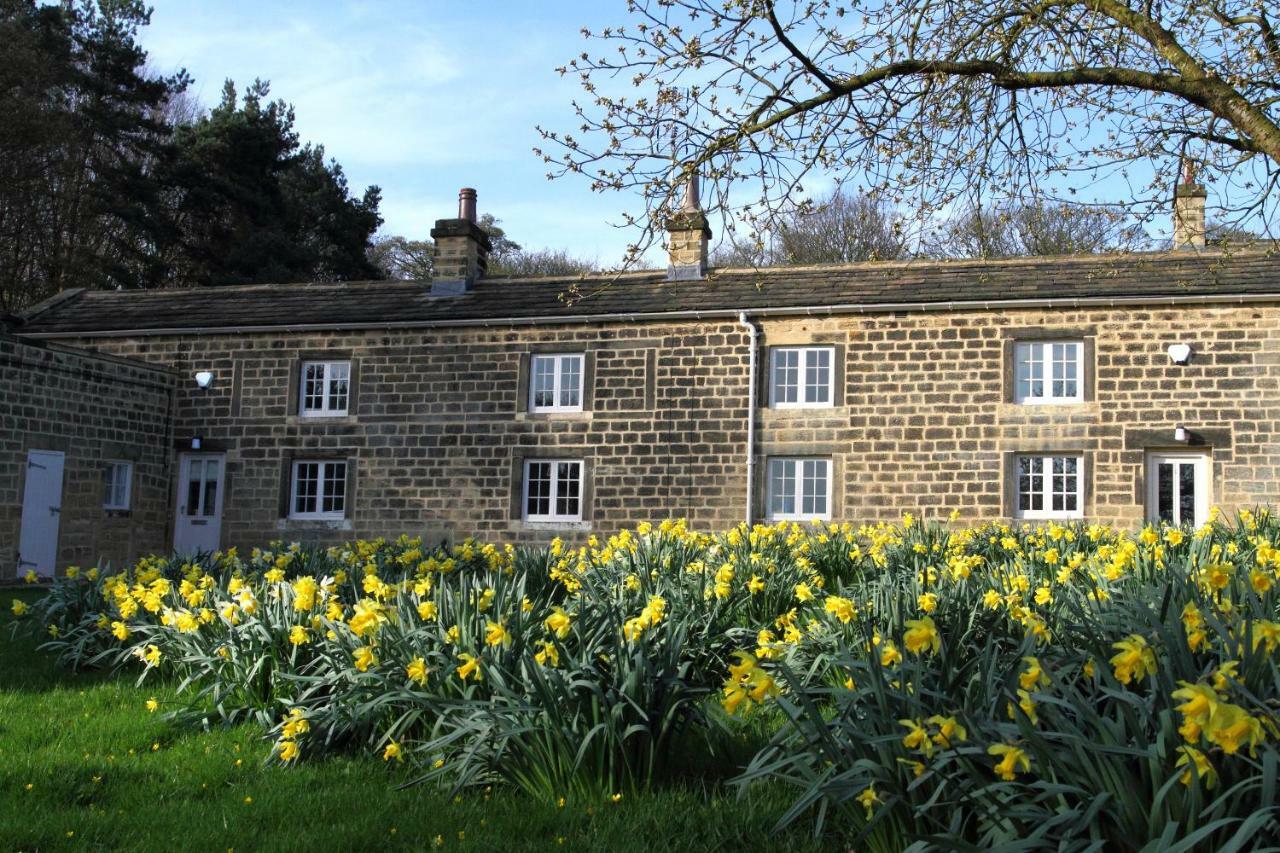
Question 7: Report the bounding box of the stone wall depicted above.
[0,333,175,579]
[56,299,1280,552]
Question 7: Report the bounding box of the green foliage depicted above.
[165,80,383,286]
[0,2,382,309]
[0,587,835,851]
[16,511,1280,849]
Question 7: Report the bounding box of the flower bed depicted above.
[15,511,1280,848]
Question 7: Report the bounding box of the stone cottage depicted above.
[4,178,1280,578]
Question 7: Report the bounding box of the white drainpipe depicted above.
[738,311,758,527]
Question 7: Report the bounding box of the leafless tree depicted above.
[712,188,908,265]
[537,1,1280,262]
[488,247,597,277]
[928,202,1150,258]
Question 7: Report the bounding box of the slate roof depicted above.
[16,246,1280,336]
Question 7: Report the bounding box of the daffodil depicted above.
[406,656,428,685]
[1007,689,1038,725]
[988,743,1031,781]
[535,640,560,667]
[903,617,940,655]
[544,607,572,639]
[855,784,880,819]
[1109,634,1156,685]
[353,646,378,672]
[1175,745,1216,789]
[1019,656,1049,691]
[456,652,481,682]
[824,595,856,623]
[927,714,967,747]
[880,642,902,667]
[899,718,933,757]
[278,739,300,762]
[383,740,402,762]
[1205,703,1265,756]
[485,620,510,647]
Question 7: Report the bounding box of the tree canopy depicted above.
[538,0,1280,260]
[370,213,597,280]
[0,0,382,312]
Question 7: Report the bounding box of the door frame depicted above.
[173,452,226,553]
[1145,451,1211,528]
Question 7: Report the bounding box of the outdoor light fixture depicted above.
[194,370,215,388]
[1174,424,1189,443]
[191,436,202,450]
[1167,343,1192,365]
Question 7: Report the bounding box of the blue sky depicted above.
[143,1,641,264]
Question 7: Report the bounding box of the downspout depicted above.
[738,311,758,527]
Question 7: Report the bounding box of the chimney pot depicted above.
[458,187,477,223]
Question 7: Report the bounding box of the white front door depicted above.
[174,453,225,554]
[18,450,65,577]
[1147,453,1210,528]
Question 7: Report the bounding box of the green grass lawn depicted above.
[1,588,840,852]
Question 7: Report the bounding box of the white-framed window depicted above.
[1013,341,1083,404]
[529,354,584,412]
[1015,455,1084,519]
[103,461,133,510]
[523,459,583,522]
[769,347,835,408]
[290,460,348,520]
[766,457,832,521]
[299,361,351,416]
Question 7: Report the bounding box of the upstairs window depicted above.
[523,459,583,522]
[1014,341,1083,404]
[529,354,584,413]
[767,458,831,521]
[770,347,834,407]
[290,460,348,520]
[1015,455,1083,520]
[103,461,133,510]
[300,361,351,416]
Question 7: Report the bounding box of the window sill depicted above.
[514,519,593,532]
[760,405,843,416]
[285,415,359,427]
[1013,515,1085,523]
[276,518,354,532]
[515,411,594,422]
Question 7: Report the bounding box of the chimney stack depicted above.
[665,170,711,280]
[430,187,492,295]
[1172,160,1207,250]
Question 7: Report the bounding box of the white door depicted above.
[18,450,65,577]
[1147,453,1210,528]
[174,453,225,554]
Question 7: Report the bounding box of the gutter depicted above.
[15,290,1280,339]
[737,312,758,528]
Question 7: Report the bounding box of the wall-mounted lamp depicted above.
[1174,424,1189,443]
[194,370,215,389]
[1167,343,1192,365]
[191,436,202,450]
